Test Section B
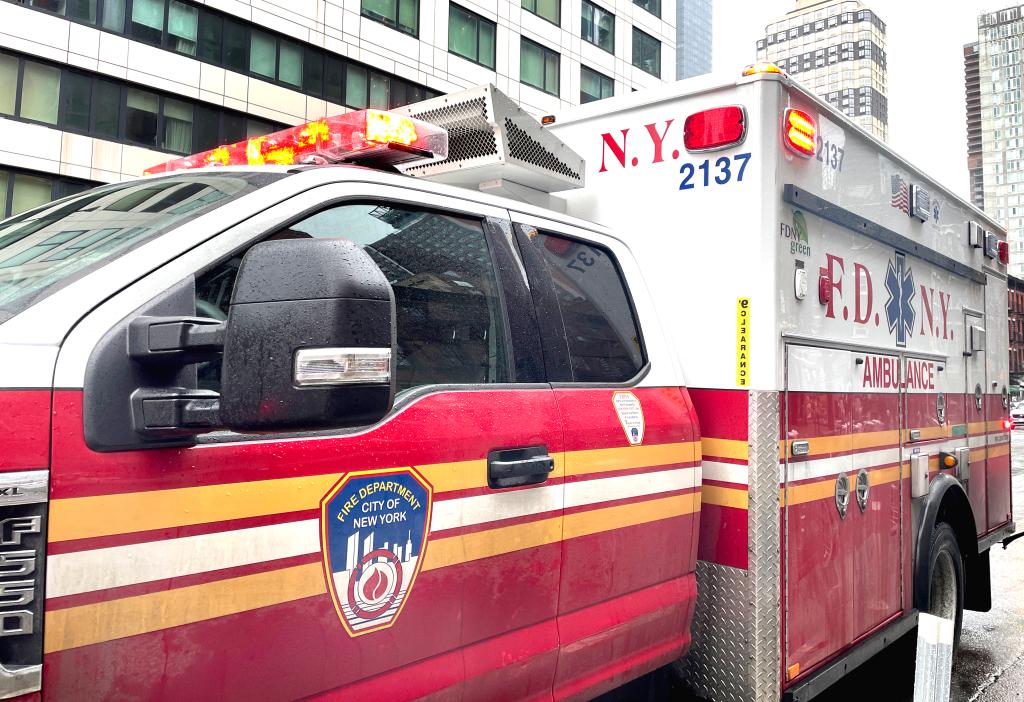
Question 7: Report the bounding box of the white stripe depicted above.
[702,461,748,485]
[46,519,321,599]
[48,467,697,598]
[783,447,901,483]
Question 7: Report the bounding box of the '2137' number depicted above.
[679,153,752,191]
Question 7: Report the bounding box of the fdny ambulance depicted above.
[0,65,1011,702]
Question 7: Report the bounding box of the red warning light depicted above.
[683,106,747,152]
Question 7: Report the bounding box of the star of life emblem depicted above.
[884,252,915,347]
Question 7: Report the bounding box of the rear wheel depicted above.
[926,522,965,652]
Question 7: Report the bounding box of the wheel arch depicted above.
[913,474,985,612]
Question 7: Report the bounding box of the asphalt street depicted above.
[599,431,1024,702]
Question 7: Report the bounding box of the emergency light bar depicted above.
[144,110,448,175]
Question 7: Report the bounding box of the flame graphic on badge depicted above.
[363,567,389,601]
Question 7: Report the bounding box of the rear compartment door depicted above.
[784,344,902,680]
[43,185,565,702]
[964,311,989,533]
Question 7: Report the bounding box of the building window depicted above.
[448,4,496,69]
[0,50,288,156]
[581,0,614,53]
[633,0,659,18]
[3,0,438,111]
[361,0,418,36]
[520,37,559,95]
[522,0,559,26]
[632,28,660,77]
[19,61,61,125]
[580,66,613,103]
[0,166,99,219]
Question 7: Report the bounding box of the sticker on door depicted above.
[321,468,433,637]
[613,391,645,445]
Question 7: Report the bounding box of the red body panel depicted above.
[0,390,50,471]
[43,385,699,701]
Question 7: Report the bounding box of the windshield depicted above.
[0,172,284,323]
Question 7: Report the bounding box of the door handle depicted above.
[487,446,554,489]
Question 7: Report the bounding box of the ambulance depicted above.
[0,64,1011,702]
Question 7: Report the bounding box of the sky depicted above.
[709,0,1009,201]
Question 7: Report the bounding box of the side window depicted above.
[529,230,644,382]
[195,203,509,393]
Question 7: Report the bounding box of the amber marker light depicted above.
[783,108,817,157]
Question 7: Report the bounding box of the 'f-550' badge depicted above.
[321,468,433,637]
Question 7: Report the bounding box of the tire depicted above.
[925,522,965,652]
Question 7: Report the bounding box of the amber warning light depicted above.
[783,108,817,158]
[145,109,448,175]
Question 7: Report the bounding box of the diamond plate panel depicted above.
[680,391,780,702]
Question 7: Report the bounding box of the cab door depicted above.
[43,184,564,701]
[512,219,701,700]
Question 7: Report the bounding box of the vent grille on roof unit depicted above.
[404,97,498,172]
[395,85,584,194]
[503,117,580,182]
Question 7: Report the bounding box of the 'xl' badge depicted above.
[321,468,433,637]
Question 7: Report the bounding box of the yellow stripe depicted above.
[44,494,698,654]
[783,465,902,506]
[702,437,748,461]
[44,562,326,654]
[564,492,698,539]
[702,485,749,509]
[563,442,698,477]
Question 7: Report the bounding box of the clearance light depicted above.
[742,62,783,77]
[1003,417,1014,431]
[999,240,1010,265]
[683,106,747,152]
[940,452,958,470]
[145,109,448,175]
[783,108,817,158]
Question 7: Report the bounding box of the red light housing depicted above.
[783,108,816,157]
[145,109,448,175]
[999,239,1010,265]
[683,106,747,152]
[1003,417,1013,431]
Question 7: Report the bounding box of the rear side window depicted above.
[530,230,644,382]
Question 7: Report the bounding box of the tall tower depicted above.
[965,42,985,211]
[676,0,713,80]
[756,0,888,141]
[977,6,1024,275]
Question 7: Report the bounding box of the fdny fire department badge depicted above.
[320,468,433,637]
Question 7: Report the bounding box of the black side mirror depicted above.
[89,238,396,451]
[219,238,396,431]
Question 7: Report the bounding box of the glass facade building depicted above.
[676,0,711,80]
[756,0,888,142]
[978,6,1024,276]
[0,0,676,217]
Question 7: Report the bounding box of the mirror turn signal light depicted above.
[783,109,816,158]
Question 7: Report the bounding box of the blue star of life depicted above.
[884,252,915,347]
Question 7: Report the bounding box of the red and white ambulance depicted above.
[0,65,1011,701]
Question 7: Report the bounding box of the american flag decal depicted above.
[891,174,910,214]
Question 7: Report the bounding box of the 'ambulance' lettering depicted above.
[861,355,935,390]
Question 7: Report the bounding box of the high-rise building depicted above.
[676,0,711,80]
[965,42,985,211]
[0,0,676,219]
[756,0,888,141]
[977,6,1024,275]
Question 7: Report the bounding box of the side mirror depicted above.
[219,238,396,431]
[105,238,396,449]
